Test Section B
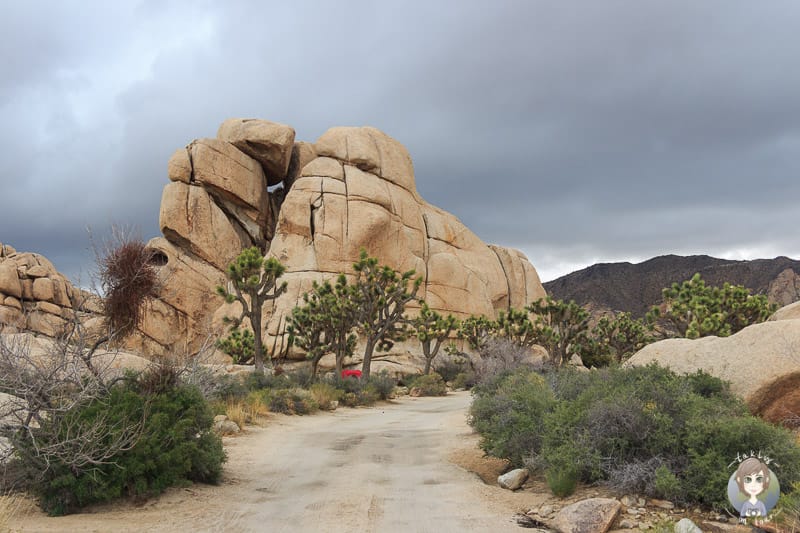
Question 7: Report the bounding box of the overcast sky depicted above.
[2,1,799,284]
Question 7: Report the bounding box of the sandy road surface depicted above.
[12,392,545,533]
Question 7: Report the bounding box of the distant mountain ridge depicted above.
[543,255,800,318]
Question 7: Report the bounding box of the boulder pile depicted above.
[0,243,101,337]
[135,119,546,364]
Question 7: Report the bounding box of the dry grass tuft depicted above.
[0,491,29,531]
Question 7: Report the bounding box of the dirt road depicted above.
[13,392,546,532]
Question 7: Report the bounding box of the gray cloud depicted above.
[2,1,799,286]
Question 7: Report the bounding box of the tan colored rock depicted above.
[133,237,227,356]
[767,268,800,308]
[498,468,529,490]
[217,118,296,185]
[25,265,50,278]
[489,245,547,309]
[159,181,249,270]
[301,157,345,181]
[3,296,22,310]
[260,125,546,354]
[0,263,22,298]
[190,138,268,213]
[27,310,66,337]
[167,147,192,183]
[51,278,71,307]
[315,126,419,199]
[20,279,33,300]
[35,301,62,316]
[0,306,24,328]
[146,121,546,371]
[286,141,318,186]
[32,278,54,302]
[13,252,57,275]
[770,300,800,321]
[626,319,800,424]
[0,243,16,257]
[551,497,621,533]
[137,298,188,347]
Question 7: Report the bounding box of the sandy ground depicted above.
[9,391,553,533]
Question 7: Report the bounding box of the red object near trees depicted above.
[341,369,362,379]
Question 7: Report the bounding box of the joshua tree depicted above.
[350,250,422,379]
[217,247,287,373]
[410,302,459,374]
[647,273,776,339]
[526,296,589,367]
[287,274,357,377]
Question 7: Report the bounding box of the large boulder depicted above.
[217,118,296,185]
[159,181,251,270]
[626,318,800,424]
[771,300,800,321]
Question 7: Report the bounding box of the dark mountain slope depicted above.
[543,255,800,318]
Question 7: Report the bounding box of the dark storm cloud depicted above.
[1,1,799,285]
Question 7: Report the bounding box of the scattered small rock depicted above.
[214,419,241,435]
[498,468,529,490]
[647,498,675,510]
[618,518,639,529]
[552,497,621,533]
[675,518,703,533]
[698,520,753,532]
[620,495,638,507]
[538,504,555,517]
[213,414,229,423]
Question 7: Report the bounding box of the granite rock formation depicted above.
[0,243,101,337]
[137,119,546,362]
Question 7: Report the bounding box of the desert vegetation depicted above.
[2,232,787,524]
[0,231,225,516]
[469,364,800,509]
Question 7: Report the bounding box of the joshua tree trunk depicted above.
[361,338,377,379]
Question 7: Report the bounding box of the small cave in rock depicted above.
[148,250,169,267]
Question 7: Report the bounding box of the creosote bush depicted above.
[470,364,800,508]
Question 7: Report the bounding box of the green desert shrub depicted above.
[470,370,555,467]
[255,387,318,415]
[407,373,448,397]
[21,379,224,516]
[544,445,579,497]
[366,370,398,400]
[435,356,471,383]
[451,371,477,390]
[469,364,800,508]
[653,465,681,501]
[309,382,343,410]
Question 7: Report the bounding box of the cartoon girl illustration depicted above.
[735,457,770,518]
